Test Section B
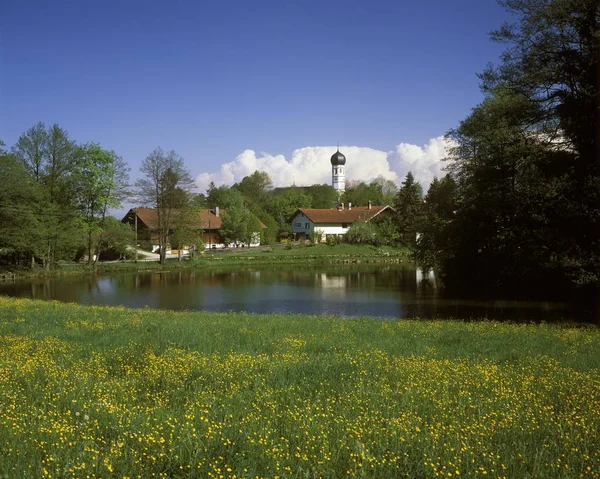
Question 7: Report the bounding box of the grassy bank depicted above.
[2,244,410,279]
[0,298,598,478]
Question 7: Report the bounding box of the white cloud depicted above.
[194,138,449,192]
[388,136,450,187]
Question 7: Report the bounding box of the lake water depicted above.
[0,263,582,322]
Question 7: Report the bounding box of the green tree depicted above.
[135,148,193,264]
[74,144,130,266]
[247,203,277,245]
[344,221,378,245]
[415,175,457,270]
[306,184,338,208]
[266,189,312,239]
[0,145,42,267]
[234,170,273,205]
[12,122,47,181]
[220,196,262,247]
[480,0,600,294]
[371,176,398,205]
[342,180,384,207]
[191,192,207,208]
[94,217,135,260]
[169,203,208,261]
[267,189,312,223]
[373,215,401,246]
[12,123,79,269]
[440,87,586,296]
[206,182,245,210]
[427,0,600,314]
[393,172,424,249]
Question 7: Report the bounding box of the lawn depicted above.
[5,244,410,279]
[216,243,407,258]
[0,297,598,478]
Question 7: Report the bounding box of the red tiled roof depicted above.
[294,205,393,224]
[123,208,267,230]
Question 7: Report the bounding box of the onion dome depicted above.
[330,148,346,166]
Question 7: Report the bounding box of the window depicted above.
[342,223,349,228]
[294,222,301,227]
[305,223,310,229]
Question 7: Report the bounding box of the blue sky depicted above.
[1,0,511,194]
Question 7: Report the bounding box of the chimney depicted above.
[368,201,372,210]
[215,206,220,217]
[348,202,352,210]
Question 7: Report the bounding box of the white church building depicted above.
[289,148,395,242]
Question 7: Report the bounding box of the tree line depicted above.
[0,123,131,270]
[0,127,420,269]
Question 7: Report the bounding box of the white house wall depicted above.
[291,213,352,242]
[315,224,351,237]
[203,231,262,249]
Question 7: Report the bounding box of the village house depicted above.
[289,202,395,242]
[122,207,265,252]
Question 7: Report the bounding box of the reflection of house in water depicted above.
[416,268,436,286]
[316,274,348,298]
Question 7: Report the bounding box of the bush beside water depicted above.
[0,297,598,478]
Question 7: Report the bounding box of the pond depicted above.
[0,263,583,322]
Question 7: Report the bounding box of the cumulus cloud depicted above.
[194,137,450,192]
[388,136,450,187]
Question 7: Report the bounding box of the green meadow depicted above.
[0,297,598,478]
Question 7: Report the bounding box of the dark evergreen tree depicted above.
[423,0,600,316]
[415,175,457,270]
[393,172,424,249]
[480,0,600,298]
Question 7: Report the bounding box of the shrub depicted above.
[312,229,324,243]
[326,235,340,246]
[344,221,379,245]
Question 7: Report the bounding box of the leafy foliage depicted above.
[220,195,262,247]
[305,184,338,208]
[344,221,378,245]
[415,1,600,312]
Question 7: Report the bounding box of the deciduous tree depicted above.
[135,148,193,264]
[75,143,130,266]
[12,123,79,269]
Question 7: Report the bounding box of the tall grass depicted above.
[0,297,598,478]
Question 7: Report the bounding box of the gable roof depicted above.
[291,205,394,224]
[123,208,266,230]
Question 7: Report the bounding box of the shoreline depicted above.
[0,244,411,280]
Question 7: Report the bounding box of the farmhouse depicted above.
[289,202,394,242]
[122,207,264,251]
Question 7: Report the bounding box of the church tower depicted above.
[330,148,346,193]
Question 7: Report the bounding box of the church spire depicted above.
[330,146,346,193]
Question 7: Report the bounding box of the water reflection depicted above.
[0,264,578,322]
